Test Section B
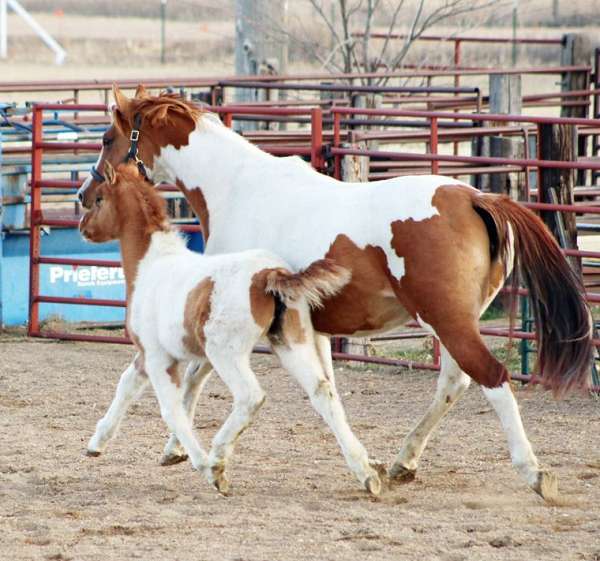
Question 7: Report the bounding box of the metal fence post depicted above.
[28,105,43,335]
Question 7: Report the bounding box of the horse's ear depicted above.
[134,84,149,99]
[112,83,130,112]
[105,162,117,185]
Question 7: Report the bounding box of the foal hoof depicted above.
[532,470,559,502]
[160,452,188,466]
[209,463,230,496]
[86,449,101,457]
[388,464,417,484]
[364,460,387,496]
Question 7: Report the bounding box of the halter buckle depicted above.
[130,129,140,142]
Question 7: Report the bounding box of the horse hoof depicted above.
[86,449,101,457]
[160,452,188,466]
[532,470,559,502]
[364,474,382,496]
[210,463,230,496]
[389,464,417,484]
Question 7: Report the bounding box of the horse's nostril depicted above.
[78,191,84,203]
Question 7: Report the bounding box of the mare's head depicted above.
[78,84,201,209]
[79,161,167,243]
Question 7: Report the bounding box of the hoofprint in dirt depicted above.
[1,336,599,561]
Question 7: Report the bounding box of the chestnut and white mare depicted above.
[78,86,593,501]
[80,162,386,495]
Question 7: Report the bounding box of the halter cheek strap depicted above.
[88,112,149,182]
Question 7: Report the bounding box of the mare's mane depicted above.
[126,93,202,130]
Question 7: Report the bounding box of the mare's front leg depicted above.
[87,354,149,456]
[160,359,213,466]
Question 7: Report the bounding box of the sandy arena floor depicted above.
[1,334,599,561]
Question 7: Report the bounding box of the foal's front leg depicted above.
[144,353,210,474]
[87,354,149,456]
[160,359,213,466]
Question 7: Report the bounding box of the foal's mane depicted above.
[127,92,202,129]
[114,164,168,233]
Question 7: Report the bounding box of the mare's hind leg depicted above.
[87,354,149,456]
[389,345,470,482]
[481,382,557,500]
[160,359,213,466]
[401,319,555,500]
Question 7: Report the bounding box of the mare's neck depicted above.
[156,118,271,212]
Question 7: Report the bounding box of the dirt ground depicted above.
[1,334,599,561]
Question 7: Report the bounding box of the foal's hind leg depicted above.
[389,345,470,482]
[160,359,213,466]
[271,335,384,496]
[87,355,149,456]
[202,347,266,495]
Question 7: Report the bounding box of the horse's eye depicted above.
[95,196,103,207]
[102,136,113,147]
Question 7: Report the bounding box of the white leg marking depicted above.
[162,359,213,463]
[391,345,470,476]
[482,382,540,487]
[87,356,148,455]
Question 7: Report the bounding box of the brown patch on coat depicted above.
[182,277,215,356]
[281,308,307,344]
[249,270,276,331]
[167,362,181,387]
[310,234,409,335]
[176,180,210,241]
[389,185,509,388]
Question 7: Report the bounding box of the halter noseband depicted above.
[89,113,149,182]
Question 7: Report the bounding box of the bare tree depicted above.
[287,0,506,85]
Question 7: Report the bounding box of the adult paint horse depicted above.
[78,85,593,501]
[80,161,385,495]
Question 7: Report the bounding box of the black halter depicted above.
[90,113,149,182]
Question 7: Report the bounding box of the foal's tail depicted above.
[264,259,351,308]
[472,193,593,396]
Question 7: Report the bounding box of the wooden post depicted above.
[234,0,288,130]
[538,123,580,271]
[475,74,523,193]
[339,142,372,356]
[351,93,382,150]
[561,33,592,186]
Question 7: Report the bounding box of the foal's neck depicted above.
[119,216,168,302]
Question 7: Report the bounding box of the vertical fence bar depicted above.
[28,105,43,336]
[430,116,439,174]
[333,111,341,179]
[310,107,324,171]
[222,111,233,128]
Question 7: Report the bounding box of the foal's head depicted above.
[78,84,202,209]
[79,162,168,243]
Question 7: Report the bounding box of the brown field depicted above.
[1,333,599,561]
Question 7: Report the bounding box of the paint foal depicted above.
[78,86,593,501]
[80,162,385,495]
